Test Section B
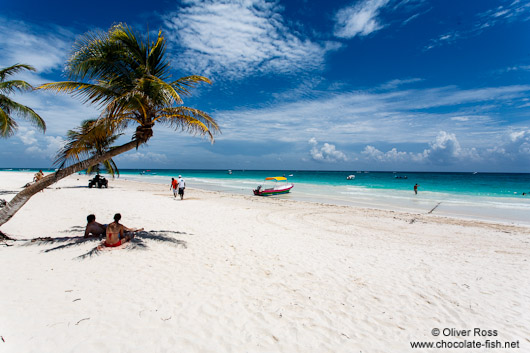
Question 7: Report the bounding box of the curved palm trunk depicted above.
[0,140,140,227]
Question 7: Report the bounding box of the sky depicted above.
[1,0,530,172]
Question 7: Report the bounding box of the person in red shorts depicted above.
[105,213,144,247]
[170,177,178,198]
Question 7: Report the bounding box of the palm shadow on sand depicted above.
[20,227,188,260]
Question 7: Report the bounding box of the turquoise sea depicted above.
[3,168,530,224]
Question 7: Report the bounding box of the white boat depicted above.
[228,170,232,175]
[346,175,355,180]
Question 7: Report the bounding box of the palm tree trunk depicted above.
[0,140,140,227]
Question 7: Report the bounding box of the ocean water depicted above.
[3,168,530,225]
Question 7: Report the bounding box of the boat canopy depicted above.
[265,176,287,181]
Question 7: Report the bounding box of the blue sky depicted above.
[1,0,530,172]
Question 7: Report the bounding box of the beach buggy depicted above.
[88,174,108,188]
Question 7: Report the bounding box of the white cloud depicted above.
[0,17,73,72]
[361,131,479,165]
[488,129,530,159]
[450,116,470,122]
[422,131,478,164]
[362,145,413,162]
[18,128,38,145]
[334,0,391,38]
[377,78,423,90]
[216,83,530,150]
[115,151,168,163]
[0,18,99,137]
[15,126,65,160]
[309,138,348,163]
[425,1,530,51]
[163,0,339,79]
[25,135,65,160]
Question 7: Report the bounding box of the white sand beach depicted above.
[0,171,529,353]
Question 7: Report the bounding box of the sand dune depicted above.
[1,172,529,352]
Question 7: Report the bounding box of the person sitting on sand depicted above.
[84,214,106,238]
[33,170,44,182]
[104,213,144,247]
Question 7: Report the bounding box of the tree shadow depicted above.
[14,228,188,260]
[130,230,188,249]
[74,230,187,260]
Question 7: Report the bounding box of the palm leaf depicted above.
[155,106,220,142]
[0,107,17,138]
[55,119,122,169]
[0,95,45,133]
[171,76,211,97]
[0,64,36,81]
[38,82,118,108]
[0,80,34,95]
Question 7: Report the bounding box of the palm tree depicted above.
[58,119,122,177]
[0,64,45,138]
[0,24,219,227]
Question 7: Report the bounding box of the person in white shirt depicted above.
[177,175,186,200]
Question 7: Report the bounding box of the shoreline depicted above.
[2,170,530,227]
[1,171,529,352]
[120,173,530,227]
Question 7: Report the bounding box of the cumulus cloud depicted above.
[26,136,64,158]
[362,145,413,162]
[309,138,348,163]
[163,0,339,79]
[18,128,38,145]
[334,0,391,38]
[487,129,530,159]
[362,131,479,165]
[422,131,476,164]
[15,126,64,161]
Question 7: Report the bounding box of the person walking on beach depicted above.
[414,183,419,195]
[177,175,186,200]
[170,177,178,198]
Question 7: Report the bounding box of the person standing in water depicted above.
[414,183,419,195]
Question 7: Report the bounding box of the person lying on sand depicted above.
[84,214,106,238]
[104,213,144,247]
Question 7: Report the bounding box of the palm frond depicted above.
[155,106,220,143]
[0,107,17,138]
[55,119,122,169]
[0,80,34,95]
[101,159,120,177]
[0,95,45,133]
[0,64,35,81]
[171,76,211,97]
[37,82,118,108]
[147,31,170,79]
